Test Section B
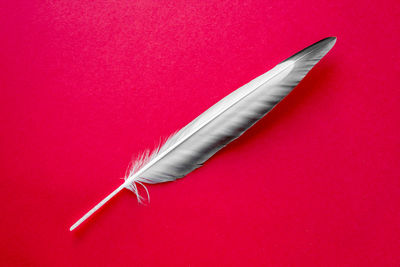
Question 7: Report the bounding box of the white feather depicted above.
[70,37,336,230]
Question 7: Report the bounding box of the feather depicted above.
[70,37,336,231]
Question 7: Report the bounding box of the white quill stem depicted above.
[70,37,336,231]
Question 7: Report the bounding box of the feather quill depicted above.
[70,37,336,231]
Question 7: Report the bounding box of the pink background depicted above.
[1,1,399,266]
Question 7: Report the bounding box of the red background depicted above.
[1,1,399,266]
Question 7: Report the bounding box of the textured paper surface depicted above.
[0,1,399,266]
